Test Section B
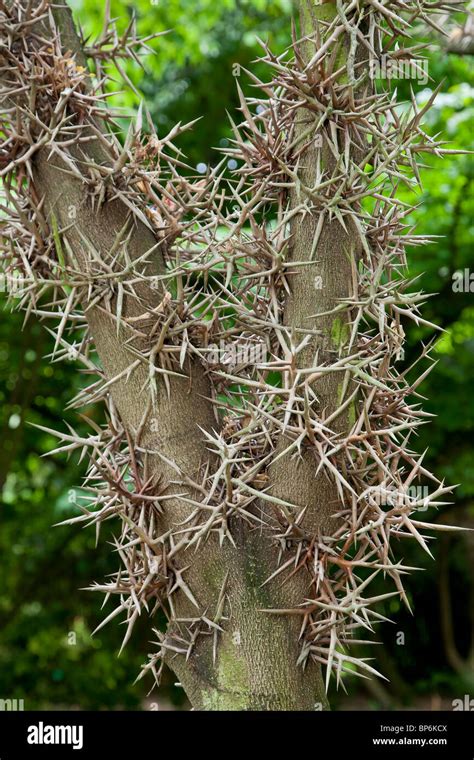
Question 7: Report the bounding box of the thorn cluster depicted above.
[0,0,464,691]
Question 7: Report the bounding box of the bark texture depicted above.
[9,0,360,710]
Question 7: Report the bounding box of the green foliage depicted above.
[70,0,292,165]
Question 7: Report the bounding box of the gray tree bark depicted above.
[6,0,361,710]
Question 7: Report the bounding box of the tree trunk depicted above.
[2,0,363,710]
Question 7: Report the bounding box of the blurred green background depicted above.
[0,0,473,710]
